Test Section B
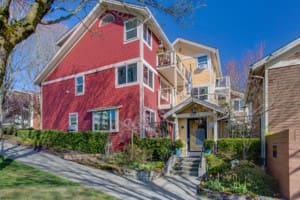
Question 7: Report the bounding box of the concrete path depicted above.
[0,141,201,200]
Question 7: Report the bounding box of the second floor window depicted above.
[233,99,245,112]
[192,86,208,100]
[118,63,137,85]
[197,55,208,70]
[143,65,154,89]
[75,75,84,95]
[143,24,152,47]
[124,18,137,41]
[93,109,117,132]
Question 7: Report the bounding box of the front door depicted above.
[187,118,207,152]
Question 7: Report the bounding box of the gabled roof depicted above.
[172,38,222,78]
[163,97,225,119]
[34,0,172,85]
[251,37,300,72]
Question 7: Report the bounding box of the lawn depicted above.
[0,156,115,200]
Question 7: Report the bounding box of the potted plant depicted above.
[174,139,184,157]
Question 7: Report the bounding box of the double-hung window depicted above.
[93,109,118,132]
[192,86,208,100]
[69,113,78,132]
[143,24,152,47]
[197,55,208,70]
[75,75,84,95]
[117,63,137,85]
[143,65,153,89]
[233,99,244,112]
[124,18,138,41]
[145,109,155,128]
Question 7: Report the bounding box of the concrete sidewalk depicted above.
[0,141,201,200]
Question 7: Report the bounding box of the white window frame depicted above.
[99,13,115,27]
[143,64,154,91]
[69,113,78,132]
[75,75,84,96]
[124,18,138,43]
[192,85,209,101]
[160,79,170,100]
[116,62,138,87]
[144,108,156,128]
[196,55,209,70]
[92,109,119,132]
[233,98,244,112]
[143,24,152,49]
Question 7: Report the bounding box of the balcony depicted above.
[157,51,188,87]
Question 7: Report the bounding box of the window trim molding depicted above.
[75,75,85,96]
[115,62,139,88]
[144,107,156,127]
[233,98,244,112]
[192,84,210,101]
[69,112,78,132]
[99,13,115,27]
[143,24,152,50]
[195,54,211,71]
[124,18,139,43]
[92,108,119,132]
[143,64,154,92]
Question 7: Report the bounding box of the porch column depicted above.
[213,111,218,143]
[174,117,178,140]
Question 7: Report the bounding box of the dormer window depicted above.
[100,14,115,26]
[197,55,208,70]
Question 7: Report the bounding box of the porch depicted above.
[163,97,225,157]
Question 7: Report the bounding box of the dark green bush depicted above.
[204,140,214,150]
[133,135,173,162]
[205,138,261,164]
[17,130,109,154]
[205,154,230,174]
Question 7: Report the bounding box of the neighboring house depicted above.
[35,0,234,154]
[3,90,40,129]
[245,37,300,199]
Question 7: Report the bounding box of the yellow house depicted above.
[158,38,230,157]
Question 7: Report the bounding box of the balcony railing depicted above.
[157,51,189,80]
[216,76,231,89]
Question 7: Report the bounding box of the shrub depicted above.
[203,178,224,192]
[205,138,261,164]
[17,129,109,154]
[204,140,214,150]
[133,135,173,162]
[205,154,230,174]
[174,139,184,149]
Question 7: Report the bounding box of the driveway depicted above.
[0,141,200,200]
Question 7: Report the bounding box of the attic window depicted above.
[100,14,115,26]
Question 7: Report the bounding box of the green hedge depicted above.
[133,135,173,162]
[205,138,261,163]
[17,130,109,154]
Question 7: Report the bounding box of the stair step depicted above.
[173,166,198,171]
[172,170,198,176]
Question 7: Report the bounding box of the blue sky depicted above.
[65,0,300,70]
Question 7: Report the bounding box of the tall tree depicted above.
[225,43,265,92]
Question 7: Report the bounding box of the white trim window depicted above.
[69,113,78,132]
[117,63,137,85]
[143,24,152,48]
[233,99,245,112]
[75,75,84,95]
[192,86,208,100]
[145,109,155,128]
[100,13,115,26]
[160,79,169,100]
[124,18,138,42]
[197,55,208,70]
[143,65,154,90]
[93,109,118,132]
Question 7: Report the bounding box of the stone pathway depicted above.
[0,141,201,200]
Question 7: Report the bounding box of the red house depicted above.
[35,0,230,153]
[35,0,176,150]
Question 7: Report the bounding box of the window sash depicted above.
[118,63,137,85]
[93,110,117,132]
[125,19,137,41]
[234,99,244,111]
[197,56,208,69]
[76,76,84,94]
[145,110,155,127]
[143,65,153,89]
[192,86,208,100]
[143,24,152,46]
[69,113,78,132]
